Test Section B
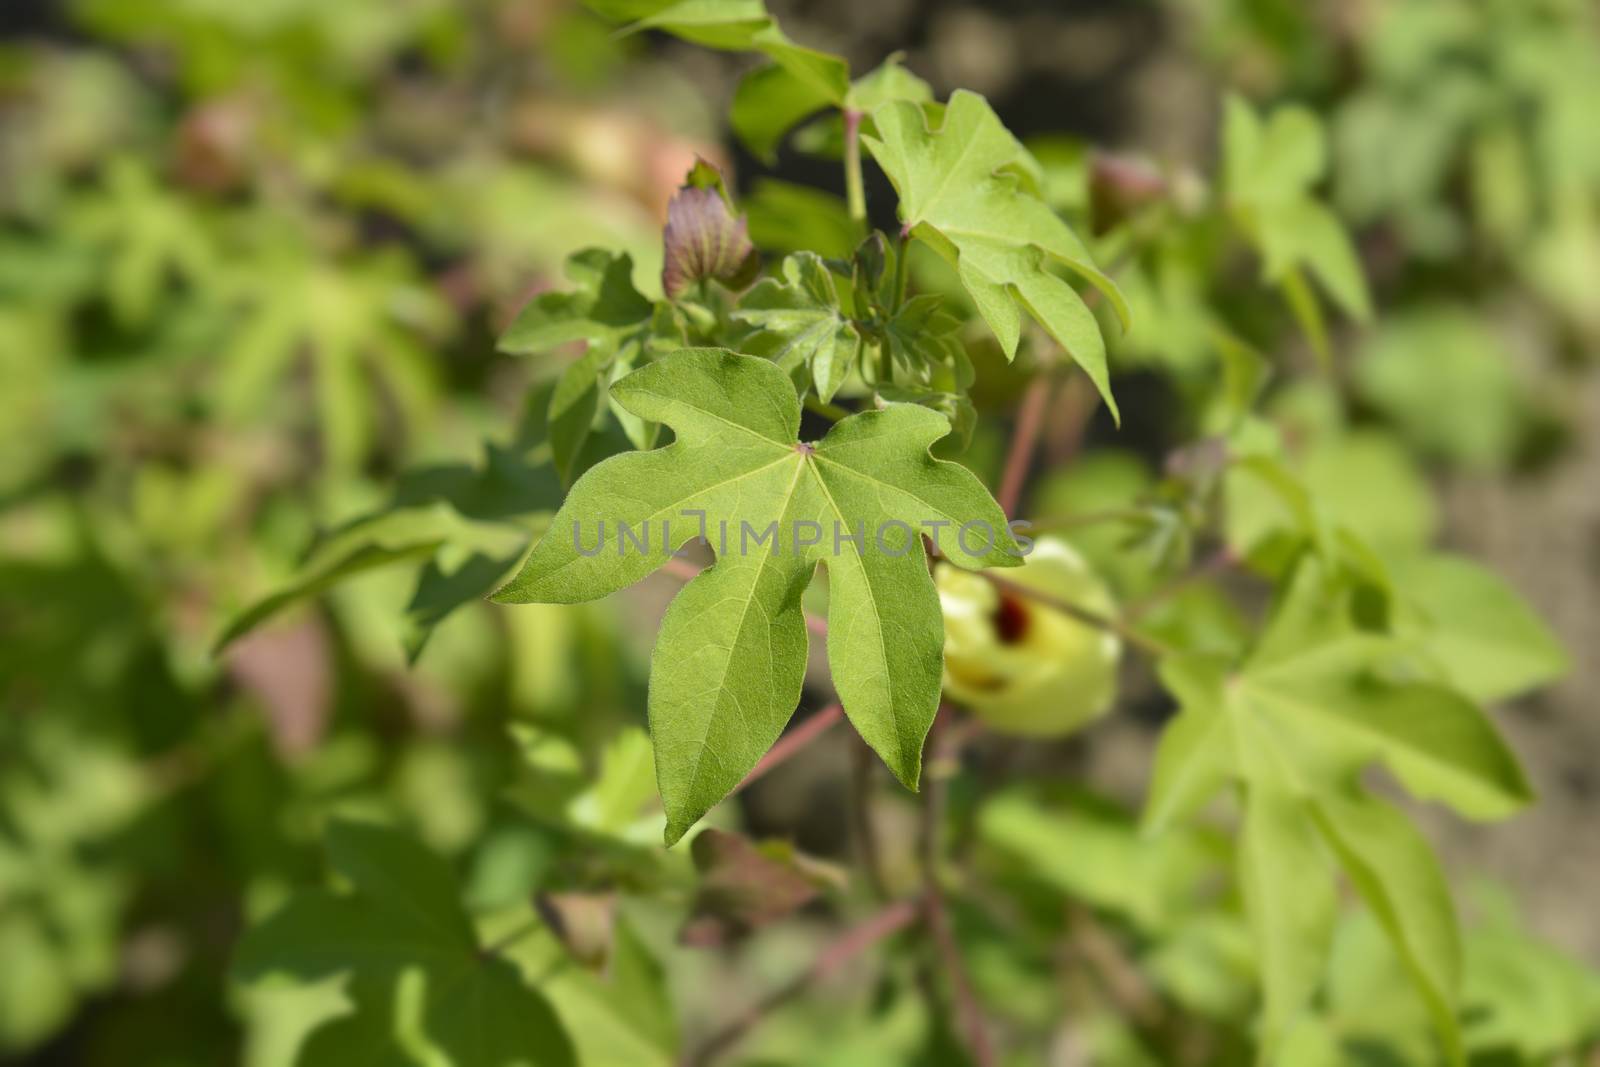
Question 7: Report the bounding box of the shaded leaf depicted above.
[734,252,861,401]
[235,821,575,1067]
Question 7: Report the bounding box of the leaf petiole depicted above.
[843,108,867,224]
[805,395,852,422]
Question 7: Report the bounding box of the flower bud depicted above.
[662,184,759,300]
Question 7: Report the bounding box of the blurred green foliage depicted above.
[1,0,1597,1065]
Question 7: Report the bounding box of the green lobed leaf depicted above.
[1224,97,1326,209]
[1152,562,1532,822]
[213,506,461,654]
[1258,200,1372,321]
[845,54,933,114]
[1143,656,1235,836]
[493,347,1018,844]
[979,789,1216,933]
[731,64,836,163]
[1352,310,1529,470]
[863,91,1129,420]
[1144,559,1527,1063]
[215,430,559,662]
[539,918,678,1065]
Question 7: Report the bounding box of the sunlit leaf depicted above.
[863,91,1129,419]
[494,348,1017,843]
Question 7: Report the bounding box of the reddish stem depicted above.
[919,710,998,1067]
[732,703,844,796]
[996,374,1054,518]
[681,897,922,1066]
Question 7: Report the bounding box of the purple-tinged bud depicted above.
[662,185,759,300]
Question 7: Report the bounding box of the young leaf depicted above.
[493,348,1019,844]
[1238,783,1337,1059]
[1222,95,1372,339]
[234,820,576,1067]
[499,249,665,482]
[1310,791,1465,1066]
[1149,563,1533,823]
[881,294,971,386]
[499,249,654,356]
[1390,552,1568,704]
[733,252,861,401]
[862,91,1130,419]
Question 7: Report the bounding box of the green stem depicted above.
[480,916,544,959]
[804,396,852,422]
[874,234,913,388]
[843,109,866,224]
[892,234,910,309]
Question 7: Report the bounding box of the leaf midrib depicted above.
[674,456,810,827]
[805,455,907,770]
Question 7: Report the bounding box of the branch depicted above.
[996,373,1054,518]
[919,709,999,1067]
[1066,903,1163,1029]
[850,735,892,901]
[732,702,844,797]
[681,897,921,1067]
